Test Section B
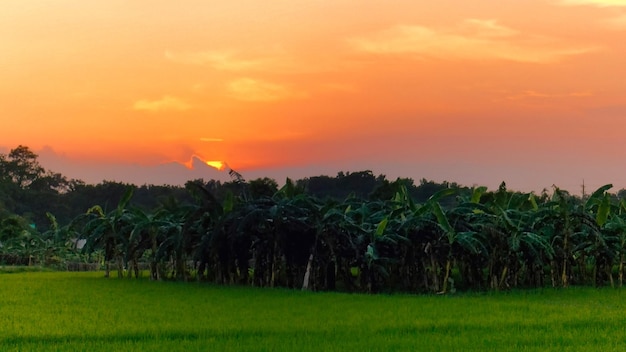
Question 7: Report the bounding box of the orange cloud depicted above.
[227,78,307,102]
[348,19,598,63]
[603,14,626,29]
[165,50,270,71]
[320,83,358,93]
[133,96,192,112]
[559,0,626,6]
[460,19,520,37]
[165,47,342,75]
[504,90,594,100]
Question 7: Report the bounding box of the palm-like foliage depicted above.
[79,187,135,278]
[0,218,42,266]
[58,179,626,294]
[40,212,82,266]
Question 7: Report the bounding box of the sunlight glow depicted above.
[206,161,226,171]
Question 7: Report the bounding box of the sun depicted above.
[205,161,225,171]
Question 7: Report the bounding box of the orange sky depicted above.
[2,0,626,192]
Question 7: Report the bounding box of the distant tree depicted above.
[302,171,385,200]
[1,145,45,189]
[301,175,337,198]
[248,177,279,199]
[132,184,193,210]
[0,145,71,228]
[370,177,415,200]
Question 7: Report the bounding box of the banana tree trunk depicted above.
[619,253,624,287]
[150,235,158,280]
[176,253,187,281]
[441,258,452,294]
[421,258,430,290]
[302,252,314,291]
[499,265,508,291]
[132,258,139,279]
[104,257,111,278]
[577,254,586,286]
[561,233,569,288]
[550,260,557,287]
[116,255,124,278]
[607,266,615,288]
[430,253,440,293]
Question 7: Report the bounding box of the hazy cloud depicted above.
[165,48,341,75]
[200,137,224,142]
[504,90,593,100]
[320,83,359,93]
[460,19,520,37]
[558,1,626,29]
[348,19,598,63]
[603,14,626,29]
[165,50,270,71]
[559,0,626,6]
[227,78,307,102]
[133,96,192,112]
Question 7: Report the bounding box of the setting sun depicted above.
[205,161,226,171]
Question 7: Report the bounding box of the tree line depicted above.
[2,145,626,294]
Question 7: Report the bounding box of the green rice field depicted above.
[1,271,626,351]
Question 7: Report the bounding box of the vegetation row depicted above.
[2,145,626,294]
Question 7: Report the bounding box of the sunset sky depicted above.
[2,0,626,193]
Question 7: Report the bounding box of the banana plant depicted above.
[414,187,482,293]
[80,187,135,278]
[578,184,619,287]
[606,198,626,287]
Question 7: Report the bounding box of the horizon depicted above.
[0,143,614,197]
[2,1,625,194]
[11,144,603,196]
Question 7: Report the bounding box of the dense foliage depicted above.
[3,145,626,293]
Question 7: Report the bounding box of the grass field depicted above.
[1,271,626,351]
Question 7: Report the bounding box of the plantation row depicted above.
[8,179,619,294]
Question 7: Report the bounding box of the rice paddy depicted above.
[1,271,625,351]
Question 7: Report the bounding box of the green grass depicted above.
[0,265,54,274]
[1,272,626,351]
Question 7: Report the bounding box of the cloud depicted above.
[558,1,626,30]
[604,14,626,29]
[504,90,593,100]
[320,83,359,93]
[460,19,519,37]
[348,19,598,63]
[227,78,307,102]
[559,0,626,6]
[165,50,270,71]
[132,96,192,112]
[165,48,342,75]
